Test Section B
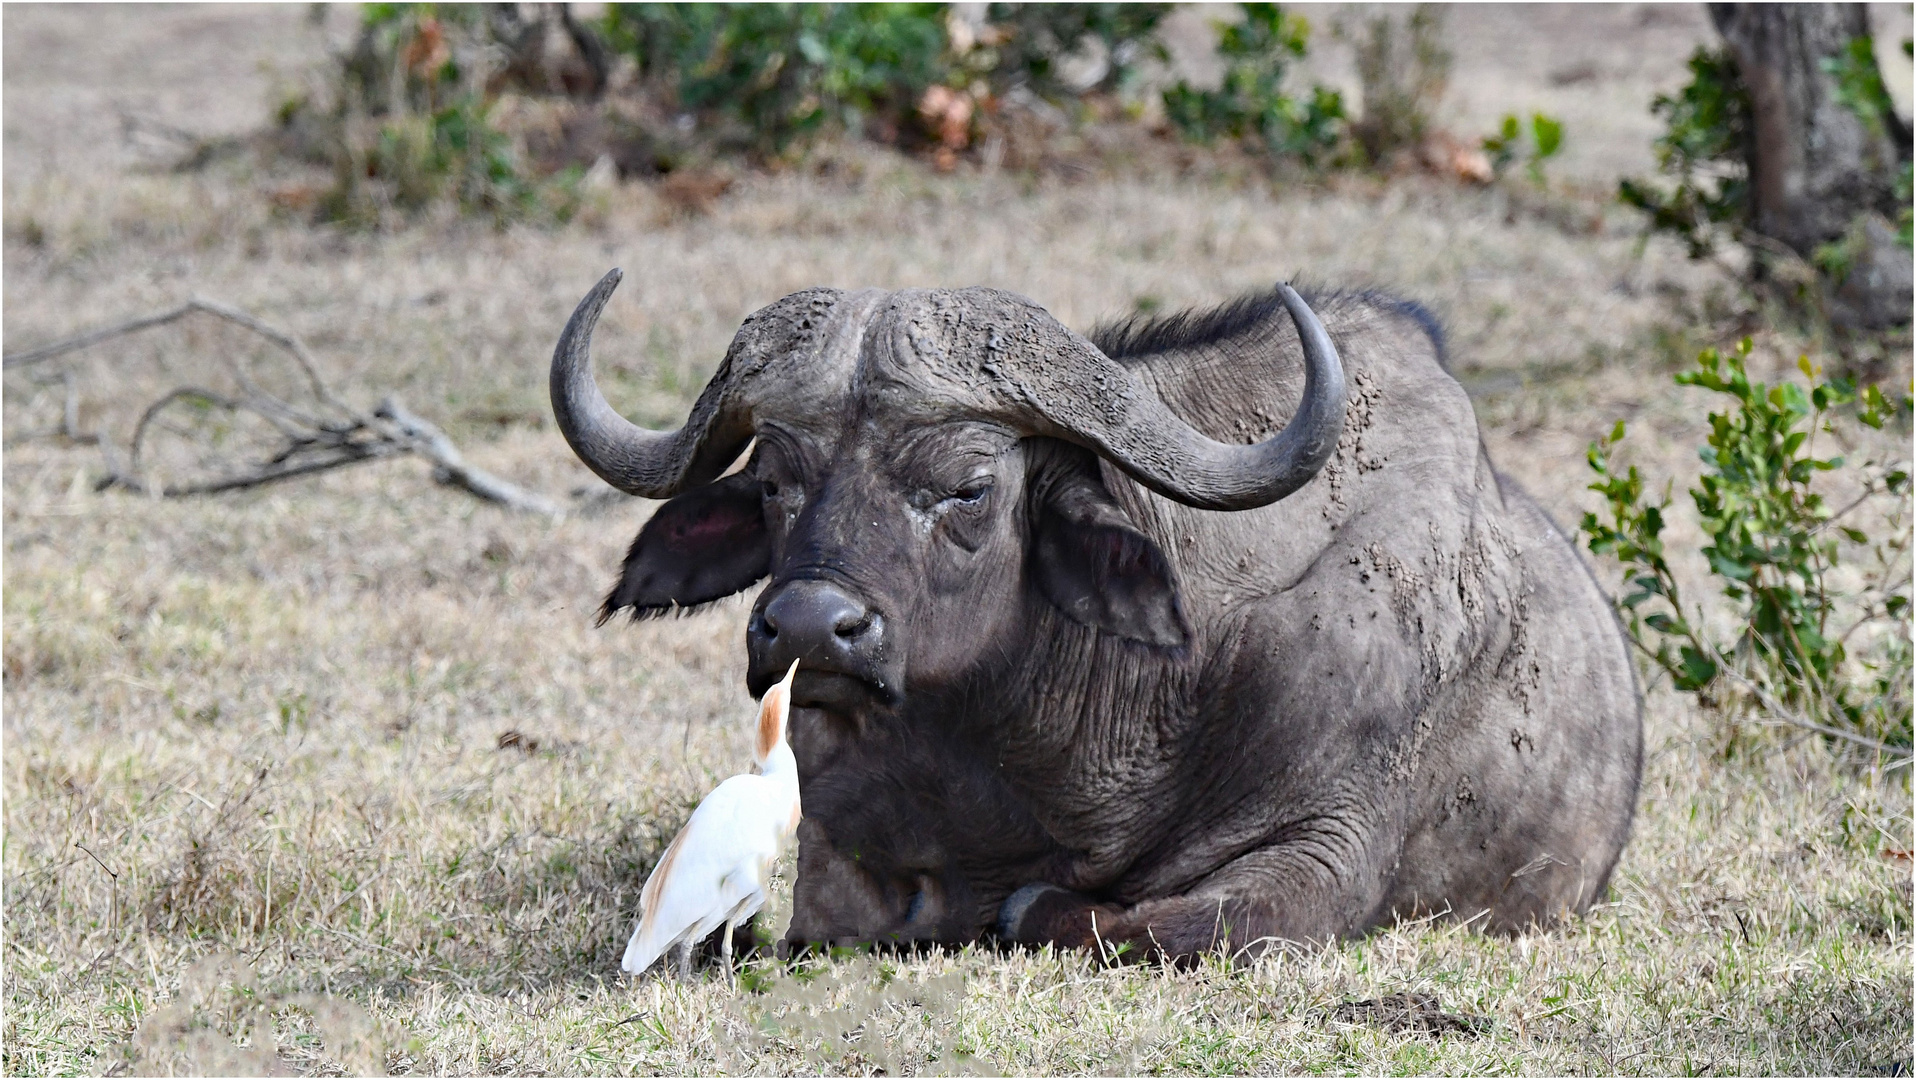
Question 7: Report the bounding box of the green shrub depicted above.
[1346,5,1450,166]
[601,4,1175,159]
[983,3,1171,102]
[1616,47,1752,259]
[282,2,1367,216]
[332,97,581,224]
[1582,339,1911,752]
[1162,4,1345,166]
[1481,112,1563,186]
[1620,35,1910,261]
[602,4,953,156]
[293,5,583,227]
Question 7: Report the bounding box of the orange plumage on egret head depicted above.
[621,659,802,980]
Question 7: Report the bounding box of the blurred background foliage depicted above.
[1617,46,1755,260]
[1161,3,1346,166]
[268,2,1507,226]
[1618,11,1910,332]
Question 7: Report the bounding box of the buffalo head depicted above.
[554,270,1344,722]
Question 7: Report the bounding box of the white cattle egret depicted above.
[621,660,803,980]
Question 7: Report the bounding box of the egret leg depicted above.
[721,919,737,986]
[673,938,693,983]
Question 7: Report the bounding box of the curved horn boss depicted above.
[557,270,1345,510]
[551,268,850,499]
[889,282,1347,512]
[1099,284,1347,510]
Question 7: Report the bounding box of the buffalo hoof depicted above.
[997,883,1122,949]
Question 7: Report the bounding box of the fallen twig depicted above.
[7,297,614,517]
[375,397,566,515]
[117,109,250,172]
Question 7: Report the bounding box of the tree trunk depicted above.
[1710,3,1911,329]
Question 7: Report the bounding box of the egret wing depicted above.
[621,774,784,974]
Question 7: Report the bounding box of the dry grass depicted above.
[4,6,1911,1076]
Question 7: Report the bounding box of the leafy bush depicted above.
[1616,47,1752,259]
[983,3,1171,102]
[1162,4,1345,166]
[1481,112,1563,186]
[284,5,584,227]
[277,2,1375,218]
[1582,339,1911,752]
[1346,5,1450,166]
[1620,34,1910,266]
[601,3,952,156]
[601,4,1176,160]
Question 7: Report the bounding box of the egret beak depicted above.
[755,659,801,766]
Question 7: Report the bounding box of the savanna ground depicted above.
[3,4,1912,1075]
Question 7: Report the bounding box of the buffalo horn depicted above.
[1005,283,1347,512]
[549,269,755,498]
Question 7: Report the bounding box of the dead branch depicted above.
[6,301,208,370]
[99,384,410,498]
[9,297,611,517]
[5,298,346,410]
[374,397,566,515]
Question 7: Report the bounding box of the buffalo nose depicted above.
[754,580,881,669]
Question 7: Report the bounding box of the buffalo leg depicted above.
[1000,842,1388,963]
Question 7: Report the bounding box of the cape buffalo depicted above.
[552,268,1642,961]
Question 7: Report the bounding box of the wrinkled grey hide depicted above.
[553,269,1642,961]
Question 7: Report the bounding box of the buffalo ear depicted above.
[599,471,770,623]
[1030,462,1190,650]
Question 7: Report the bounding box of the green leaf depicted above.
[1531,112,1563,158]
[1676,647,1718,690]
[1859,385,1890,428]
[1709,553,1754,580]
[796,32,830,65]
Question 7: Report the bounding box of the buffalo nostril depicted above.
[760,581,876,662]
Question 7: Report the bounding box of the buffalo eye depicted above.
[909,475,993,514]
[758,471,806,530]
[945,477,993,508]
